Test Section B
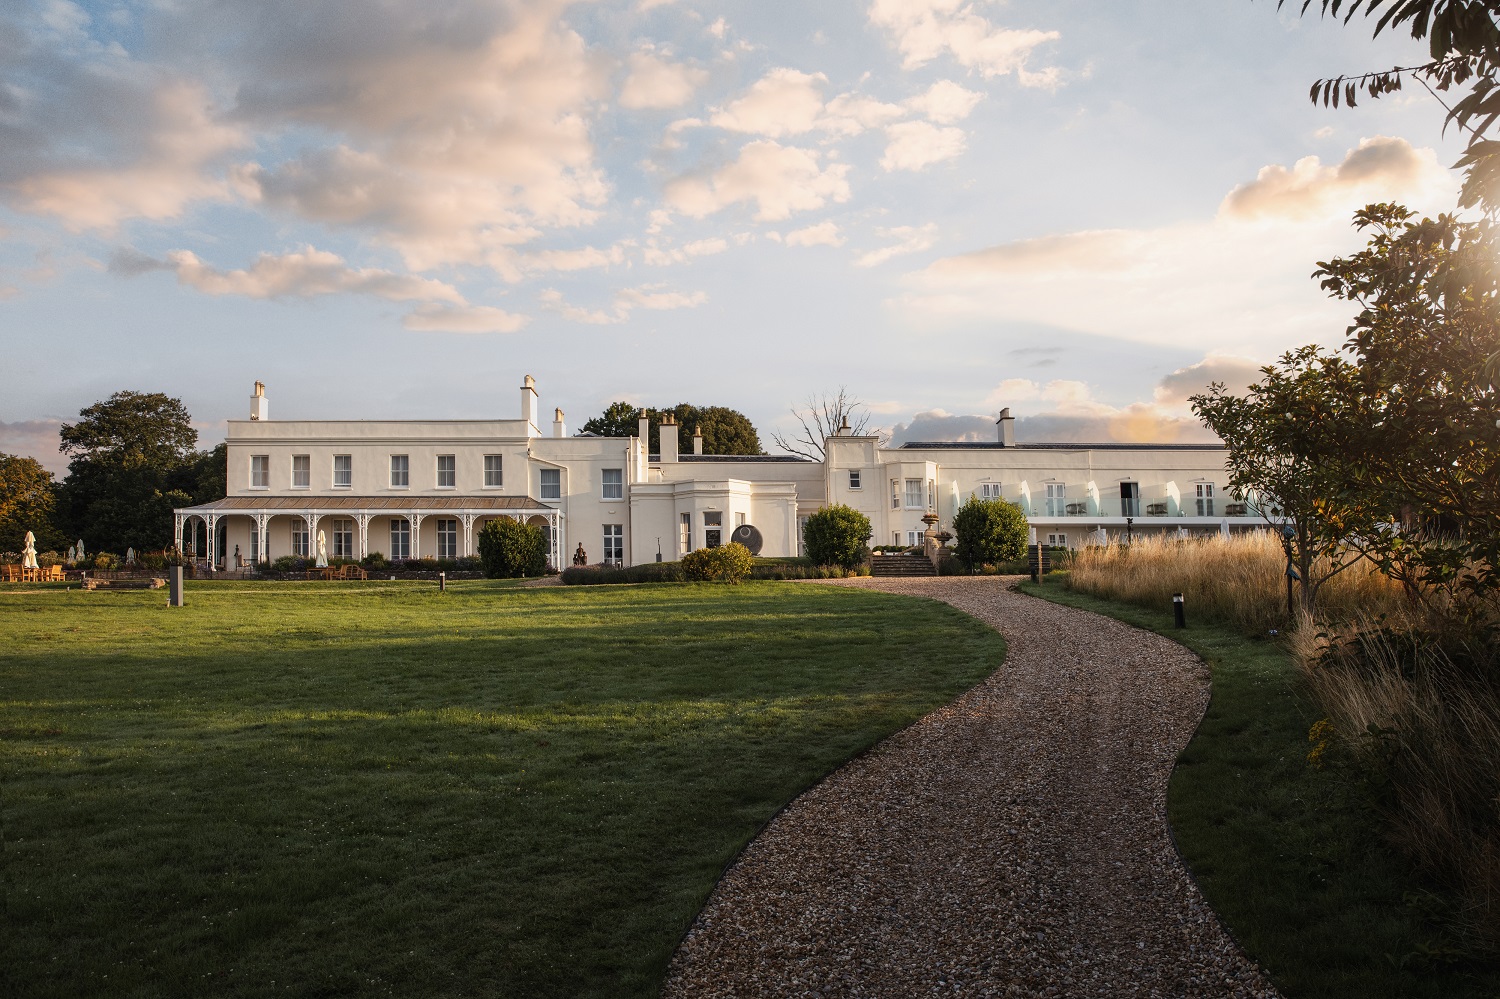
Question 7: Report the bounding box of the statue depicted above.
[572,543,588,566]
[315,531,329,568]
[234,544,242,567]
[21,531,38,570]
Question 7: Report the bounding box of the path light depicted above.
[1172,592,1186,629]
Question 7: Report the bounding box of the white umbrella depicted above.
[76,539,85,562]
[22,531,38,570]
[1220,518,1230,541]
[66,544,76,563]
[125,547,136,564]
[315,531,329,568]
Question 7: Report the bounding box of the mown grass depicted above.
[1019,575,1500,999]
[1,579,1004,999]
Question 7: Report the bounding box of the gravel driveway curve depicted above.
[662,576,1279,999]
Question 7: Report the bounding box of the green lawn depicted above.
[1019,576,1500,999]
[2,580,1002,999]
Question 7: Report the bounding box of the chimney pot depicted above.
[996,407,1015,447]
[250,382,269,421]
[552,407,567,439]
[692,427,704,455]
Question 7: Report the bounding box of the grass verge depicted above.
[2,579,1003,999]
[1018,574,1500,999]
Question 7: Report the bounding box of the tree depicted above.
[56,391,200,555]
[579,402,762,454]
[0,453,64,554]
[477,518,547,578]
[1191,345,1379,614]
[184,442,227,505]
[802,504,872,569]
[1281,1,1500,213]
[772,388,874,460]
[951,497,1028,573]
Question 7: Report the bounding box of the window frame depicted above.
[483,454,503,488]
[331,518,355,558]
[332,455,352,489]
[848,469,862,489]
[291,454,310,489]
[250,454,270,489]
[904,478,924,509]
[539,467,562,501]
[291,518,309,557]
[389,454,410,489]
[601,467,624,501]
[602,524,624,564]
[389,517,411,560]
[435,518,458,559]
[1196,482,1216,517]
[436,454,456,489]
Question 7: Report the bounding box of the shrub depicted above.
[361,551,388,570]
[952,497,1027,573]
[681,542,753,583]
[271,555,305,572]
[803,504,872,569]
[561,562,685,585]
[92,552,120,571]
[477,518,547,578]
[457,555,483,572]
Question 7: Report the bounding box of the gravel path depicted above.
[662,576,1279,999]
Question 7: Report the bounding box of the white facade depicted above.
[174,378,1255,569]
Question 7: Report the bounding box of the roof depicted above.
[657,453,813,463]
[896,441,1226,452]
[176,495,553,513]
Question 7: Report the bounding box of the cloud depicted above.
[904,80,983,123]
[522,244,627,273]
[1219,136,1439,221]
[881,120,967,171]
[541,283,707,324]
[868,0,1061,82]
[709,68,828,136]
[620,49,708,110]
[115,247,464,303]
[1154,355,1264,405]
[857,224,938,267]
[664,140,851,221]
[0,418,68,476]
[641,236,728,266]
[903,137,1457,353]
[785,221,844,247]
[403,303,529,333]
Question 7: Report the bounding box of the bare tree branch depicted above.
[771,387,874,460]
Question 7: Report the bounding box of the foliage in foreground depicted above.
[951,497,1028,573]
[0,582,1003,999]
[802,504,872,570]
[476,517,547,577]
[1024,579,1500,998]
[680,542,753,582]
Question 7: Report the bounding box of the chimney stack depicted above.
[996,407,1015,447]
[692,427,704,455]
[250,381,268,421]
[637,411,651,445]
[837,416,851,437]
[660,413,679,463]
[520,375,539,432]
[552,407,566,439]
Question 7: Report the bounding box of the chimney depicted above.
[693,427,704,455]
[996,407,1015,447]
[552,407,566,439]
[660,413,679,463]
[637,411,651,445]
[520,375,539,431]
[250,381,268,421]
[837,416,851,437]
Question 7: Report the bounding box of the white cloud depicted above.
[785,221,844,247]
[403,304,530,334]
[707,17,728,39]
[116,246,464,302]
[1154,355,1264,404]
[641,237,728,266]
[1219,135,1440,221]
[819,93,907,136]
[620,49,708,110]
[522,245,627,274]
[709,68,828,137]
[541,283,707,324]
[868,0,1061,81]
[881,120,967,171]
[905,80,983,123]
[857,224,938,267]
[664,140,851,221]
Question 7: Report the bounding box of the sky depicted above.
[0,0,1470,474]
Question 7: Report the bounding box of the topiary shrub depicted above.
[952,497,1028,574]
[802,504,873,569]
[477,518,547,578]
[681,542,754,582]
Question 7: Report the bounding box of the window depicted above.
[704,511,722,548]
[333,455,352,488]
[704,512,722,526]
[291,518,309,557]
[979,483,1001,501]
[904,478,924,508]
[484,454,503,488]
[390,454,409,488]
[332,518,354,558]
[928,479,935,510]
[680,512,692,554]
[603,524,624,564]
[735,512,746,528]
[601,467,623,500]
[848,469,862,489]
[250,455,269,488]
[291,455,310,489]
[906,530,923,547]
[1047,533,1068,547]
[1120,481,1140,518]
[436,454,456,488]
[1196,483,1215,517]
[891,479,899,509]
[540,467,561,500]
[797,515,809,556]
[389,518,411,559]
[1046,483,1066,517]
[248,522,260,563]
[436,519,457,559]
[892,531,901,545]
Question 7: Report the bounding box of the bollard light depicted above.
[439,572,446,593]
[1172,592,1186,629]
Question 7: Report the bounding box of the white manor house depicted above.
[174,377,1256,570]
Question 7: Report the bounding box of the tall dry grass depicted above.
[1067,530,1405,633]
